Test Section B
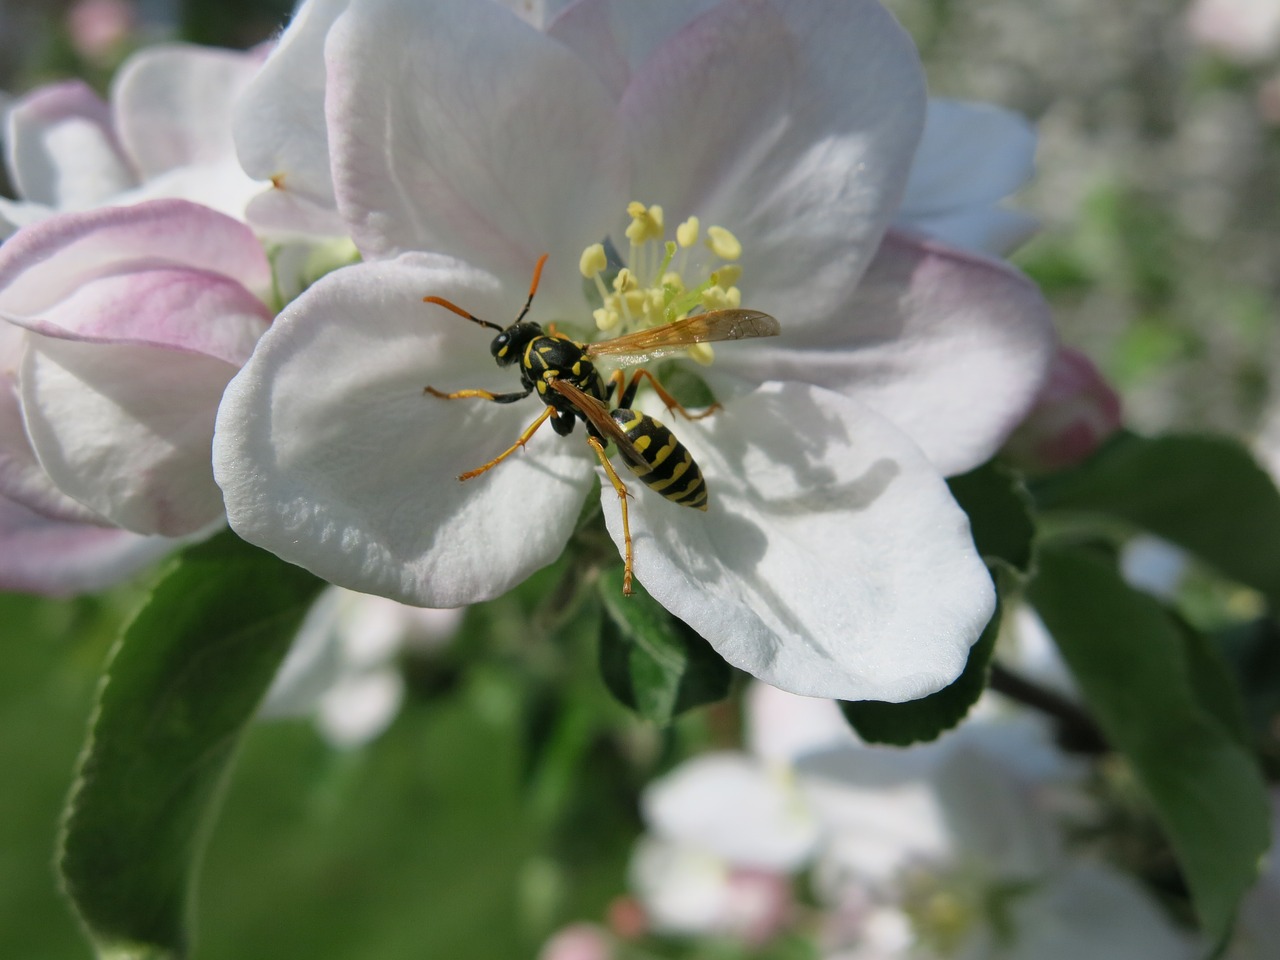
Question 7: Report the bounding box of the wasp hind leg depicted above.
[610,369,721,421]
[586,434,635,597]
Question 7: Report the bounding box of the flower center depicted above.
[578,201,745,366]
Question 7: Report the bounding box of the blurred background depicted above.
[1,0,1277,956]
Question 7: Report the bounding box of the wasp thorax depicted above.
[579,201,746,367]
[490,321,543,365]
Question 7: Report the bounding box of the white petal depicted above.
[233,0,349,218]
[21,337,238,535]
[711,230,1056,476]
[897,99,1038,254]
[325,0,623,308]
[5,80,136,209]
[605,382,994,701]
[111,43,260,178]
[316,667,405,748]
[214,254,597,606]
[643,752,819,870]
[547,0,725,99]
[618,0,926,326]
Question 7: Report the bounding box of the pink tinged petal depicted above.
[618,0,927,327]
[897,99,1039,254]
[0,199,273,314]
[0,491,176,596]
[606,383,994,701]
[0,329,105,523]
[21,336,238,535]
[15,268,270,365]
[5,80,136,209]
[1002,346,1122,473]
[325,0,624,307]
[213,255,597,606]
[643,752,819,870]
[711,230,1057,477]
[111,44,261,178]
[233,0,350,219]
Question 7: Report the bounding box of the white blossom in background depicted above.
[262,587,463,747]
[215,0,1055,701]
[1,42,264,235]
[1187,0,1280,65]
[622,682,1194,959]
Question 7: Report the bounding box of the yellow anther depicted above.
[701,286,732,310]
[579,242,607,279]
[594,307,620,331]
[625,202,664,244]
[613,267,636,292]
[712,264,742,289]
[661,271,685,293]
[705,225,742,261]
[622,289,647,317]
[688,343,715,366]
[676,216,700,248]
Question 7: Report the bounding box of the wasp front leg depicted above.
[423,385,532,403]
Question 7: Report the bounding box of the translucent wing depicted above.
[585,309,779,365]
[547,379,653,467]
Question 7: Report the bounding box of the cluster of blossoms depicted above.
[542,679,1280,960]
[1,0,1065,703]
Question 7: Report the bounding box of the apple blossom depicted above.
[0,199,271,538]
[214,0,1055,700]
[1,41,263,235]
[1187,0,1280,65]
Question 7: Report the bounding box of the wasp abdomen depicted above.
[609,409,708,511]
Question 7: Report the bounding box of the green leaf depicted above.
[948,460,1036,575]
[1033,432,1280,604]
[59,531,325,960]
[1028,545,1270,945]
[596,568,731,724]
[840,593,1001,745]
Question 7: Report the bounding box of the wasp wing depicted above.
[547,379,654,468]
[584,309,779,366]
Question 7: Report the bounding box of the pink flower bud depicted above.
[1003,347,1122,472]
[537,923,613,960]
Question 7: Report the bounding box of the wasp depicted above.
[423,254,779,595]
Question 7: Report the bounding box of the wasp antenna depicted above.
[513,253,550,325]
[423,295,504,332]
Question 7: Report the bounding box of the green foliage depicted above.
[1033,431,1280,605]
[948,460,1036,576]
[59,532,325,960]
[597,569,732,725]
[1028,545,1270,948]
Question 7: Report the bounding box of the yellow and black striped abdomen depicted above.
[609,409,708,511]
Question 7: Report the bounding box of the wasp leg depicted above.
[611,369,721,421]
[586,434,634,596]
[424,385,532,403]
[457,406,554,482]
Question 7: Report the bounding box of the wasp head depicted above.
[490,322,543,366]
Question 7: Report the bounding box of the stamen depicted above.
[705,225,742,261]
